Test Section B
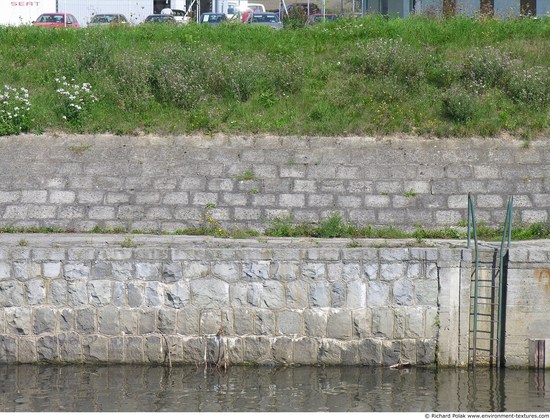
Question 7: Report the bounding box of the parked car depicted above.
[32,13,80,28]
[246,12,283,29]
[199,12,227,25]
[172,9,189,24]
[305,13,339,25]
[88,14,129,26]
[144,14,176,23]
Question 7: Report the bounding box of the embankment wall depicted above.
[0,134,549,232]
[0,235,549,367]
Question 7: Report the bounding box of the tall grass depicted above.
[0,15,548,137]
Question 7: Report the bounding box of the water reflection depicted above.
[0,364,549,412]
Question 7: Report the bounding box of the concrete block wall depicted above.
[505,245,550,367]
[0,235,466,366]
[0,135,548,233]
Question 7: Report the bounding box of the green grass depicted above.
[0,15,548,137]
[2,219,550,241]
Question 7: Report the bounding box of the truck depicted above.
[210,0,265,19]
[1,0,57,26]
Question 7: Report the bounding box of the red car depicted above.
[33,13,80,28]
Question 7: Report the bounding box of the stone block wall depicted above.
[0,135,548,233]
[0,235,466,366]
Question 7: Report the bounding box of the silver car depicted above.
[245,13,283,29]
[88,14,129,26]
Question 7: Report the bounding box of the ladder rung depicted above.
[474,337,498,341]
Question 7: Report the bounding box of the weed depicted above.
[18,239,28,247]
[317,211,352,238]
[0,85,31,136]
[236,170,258,181]
[120,237,136,248]
[54,77,98,127]
[402,189,417,197]
[68,144,92,155]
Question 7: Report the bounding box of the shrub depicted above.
[0,85,31,136]
[112,53,155,110]
[347,38,427,84]
[504,66,550,106]
[442,85,479,122]
[461,46,512,89]
[54,77,98,126]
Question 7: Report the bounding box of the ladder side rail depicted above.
[496,196,513,367]
[468,193,480,368]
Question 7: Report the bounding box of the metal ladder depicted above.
[467,193,513,368]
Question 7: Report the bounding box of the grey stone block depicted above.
[88,280,112,306]
[139,309,156,334]
[182,261,209,279]
[113,282,125,307]
[127,283,143,307]
[120,309,138,335]
[165,282,190,308]
[211,262,239,282]
[109,337,125,363]
[286,281,309,309]
[145,282,163,307]
[272,336,293,364]
[394,278,414,306]
[367,281,390,306]
[190,279,229,308]
[318,339,342,365]
[48,280,67,306]
[18,336,37,363]
[347,280,367,309]
[380,262,405,281]
[14,260,41,280]
[33,307,57,334]
[364,262,379,280]
[145,335,163,363]
[135,262,162,280]
[331,281,346,308]
[310,282,330,307]
[27,279,46,305]
[112,262,133,280]
[158,308,177,334]
[327,309,352,339]
[6,307,31,335]
[262,281,285,309]
[37,335,58,361]
[181,337,204,363]
[124,336,144,363]
[242,261,270,281]
[0,281,25,307]
[358,338,382,365]
[83,335,108,362]
[381,340,401,366]
[233,309,254,335]
[417,339,436,364]
[242,336,273,365]
[352,309,372,338]
[162,262,183,283]
[277,310,303,336]
[372,308,394,339]
[99,306,120,335]
[64,262,90,280]
[255,309,275,335]
[59,332,82,362]
[304,310,327,337]
[177,307,200,335]
[293,337,319,365]
[0,336,17,363]
[59,308,74,331]
[76,307,96,333]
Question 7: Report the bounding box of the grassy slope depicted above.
[0,15,549,137]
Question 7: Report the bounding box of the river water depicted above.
[1,364,549,412]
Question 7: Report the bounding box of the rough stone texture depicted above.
[0,235,547,367]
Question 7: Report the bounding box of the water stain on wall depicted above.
[534,269,550,294]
